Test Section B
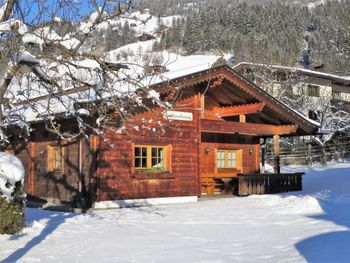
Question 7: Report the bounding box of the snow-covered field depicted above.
[1,161,350,263]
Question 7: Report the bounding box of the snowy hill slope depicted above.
[1,161,350,262]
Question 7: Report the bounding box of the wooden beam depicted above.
[203,111,223,121]
[209,78,223,88]
[208,102,265,118]
[239,114,246,123]
[273,125,299,135]
[201,119,298,136]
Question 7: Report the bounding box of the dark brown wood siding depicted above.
[17,137,96,202]
[30,141,76,201]
[13,143,32,195]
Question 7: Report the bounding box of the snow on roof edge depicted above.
[13,61,320,131]
[233,62,350,83]
[151,64,320,130]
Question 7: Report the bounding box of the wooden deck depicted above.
[201,170,240,195]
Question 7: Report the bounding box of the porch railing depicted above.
[237,173,303,196]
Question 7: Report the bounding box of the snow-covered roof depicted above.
[233,62,350,84]
[7,56,319,134]
[8,53,219,123]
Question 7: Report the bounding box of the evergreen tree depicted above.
[138,0,350,73]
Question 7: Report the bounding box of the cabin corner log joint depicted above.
[9,65,319,207]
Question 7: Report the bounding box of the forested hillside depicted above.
[139,0,350,74]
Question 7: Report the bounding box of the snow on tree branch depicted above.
[0,0,184,143]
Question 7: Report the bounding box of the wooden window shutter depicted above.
[164,145,172,172]
[47,146,53,172]
[47,145,63,172]
[214,148,218,173]
[131,142,135,174]
[60,147,65,172]
[236,149,243,172]
[90,135,100,152]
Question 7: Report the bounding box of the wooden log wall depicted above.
[238,173,303,196]
[11,143,32,195]
[201,142,260,175]
[96,96,201,201]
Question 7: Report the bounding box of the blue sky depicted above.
[9,0,126,23]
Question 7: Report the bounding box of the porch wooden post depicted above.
[29,142,36,195]
[239,114,246,123]
[273,134,280,174]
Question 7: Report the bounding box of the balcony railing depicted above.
[237,173,303,196]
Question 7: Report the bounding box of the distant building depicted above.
[137,33,156,42]
[153,30,162,38]
[233,62,350,118]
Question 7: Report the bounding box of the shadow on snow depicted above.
[292,165,350,263]
[1,208,77,263]
[1,203,165,262]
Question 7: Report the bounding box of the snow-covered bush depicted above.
[0,152,26,235]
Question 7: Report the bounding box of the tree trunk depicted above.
[321,146,327,165]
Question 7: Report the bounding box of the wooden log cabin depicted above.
[7,65,319,208]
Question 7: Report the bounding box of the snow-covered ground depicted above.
[1,161,350,263]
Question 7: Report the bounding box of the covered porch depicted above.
[199,133,303,196]
[161,66,319,196]
[199,118,303,196]
[195,72,318,196]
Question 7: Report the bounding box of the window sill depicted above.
[217,168,239,172]
[47,170,62,174]
[132,172,175,180]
